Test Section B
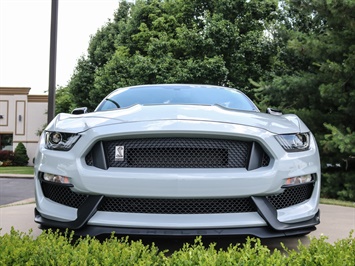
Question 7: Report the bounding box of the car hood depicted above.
[46,104,307,134]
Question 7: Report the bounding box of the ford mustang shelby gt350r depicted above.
[34,84,320,237]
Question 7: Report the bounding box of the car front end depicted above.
[34,101,320,238]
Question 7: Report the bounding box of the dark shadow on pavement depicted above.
[92,234,311,254]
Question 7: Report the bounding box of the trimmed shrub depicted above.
[0,229,354,265]
[13,142,29,166]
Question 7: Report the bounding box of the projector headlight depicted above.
[45,131,80,151]
[275,133,310,152]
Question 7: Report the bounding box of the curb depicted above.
[0,198,35,208]
[0,174,34,179]
[0,174,33,179]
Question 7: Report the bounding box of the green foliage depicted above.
[168,237,285,265]
[322,124,355,155]
[256,0,355,121]
[64,0,279,111]
[320,198,355,208]
[253,0,355,197]
[321,171,355,201]
[0,229,165,265]
[0,150,14,166]
[67,56,97,111]
[13,142,29,166]
[285,233,355,266]
[55,86,76,114]
[0,229,354,265]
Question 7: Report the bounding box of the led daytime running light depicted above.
[43,173,71,184]
[285,174,313,186]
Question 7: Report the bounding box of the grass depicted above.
[0,166,34,175]
[320,198,355,208]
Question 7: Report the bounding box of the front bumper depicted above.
[35,195,320,238]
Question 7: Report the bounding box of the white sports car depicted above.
[34,84,320,238]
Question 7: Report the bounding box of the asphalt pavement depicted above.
[0,177,35,205]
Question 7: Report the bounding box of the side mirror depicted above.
[266,108,282,116]
[72,107,88,115]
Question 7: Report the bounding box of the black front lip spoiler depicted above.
[34,195,320,238]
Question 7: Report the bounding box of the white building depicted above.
[0,87,47,166]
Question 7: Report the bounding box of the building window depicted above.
[0,134,13,151]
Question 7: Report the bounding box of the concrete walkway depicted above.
[0,200,41,237]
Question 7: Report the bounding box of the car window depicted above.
[96,85,258,112]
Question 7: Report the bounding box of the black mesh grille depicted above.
[267,183,314,209]
[86,154,93,166]
[262,153,270,167]
[106,138,249,168]
[41,182,87,208]
[41,182,315,213]
[85,138,271,169]
[98,197,256,214]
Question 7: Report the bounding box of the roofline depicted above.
[0,87,31,95]
[28,95,48,103]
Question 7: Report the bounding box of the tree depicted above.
[65,0,279,110]
[55,86,76,114]
[13,142,29,166]
[256,0,355,151]
[254,0,355,201]
[66,1,133,111]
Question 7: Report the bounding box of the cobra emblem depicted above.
[115,146,124,161]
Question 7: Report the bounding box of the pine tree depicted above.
[13,142,29,166]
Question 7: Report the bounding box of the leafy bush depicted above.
[0,150,14,162]
[0,150,14,166]
[321,171,355,201]
[0,229,164,265]
[13,142,29,166]
[0,229,354,265]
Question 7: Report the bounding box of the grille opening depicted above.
[41,182,88,208]
[85,137,270,169]
[40,182,314,213]
[267,183,314,209]
[98,197,256,214]
[127,147,228,168]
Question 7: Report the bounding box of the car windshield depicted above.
[95,85,258,112]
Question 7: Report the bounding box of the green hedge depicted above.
[321,171,355,201]
[0,229,354,265]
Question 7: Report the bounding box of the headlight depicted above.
[45,131,80,151]
[275,133,310,152]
